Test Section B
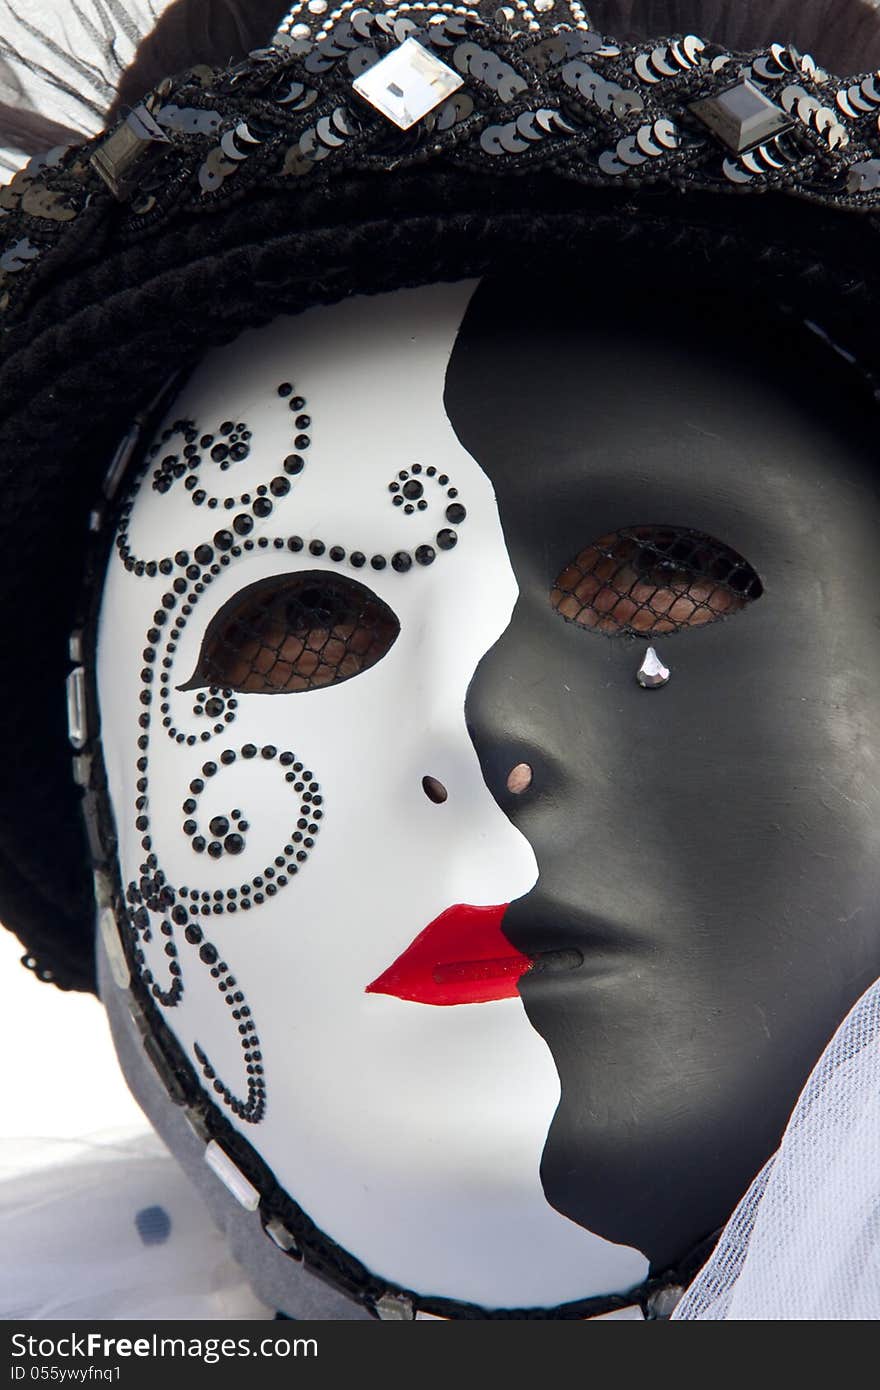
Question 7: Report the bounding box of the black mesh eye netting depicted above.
[183,572,401,694]
[551,525,763,636]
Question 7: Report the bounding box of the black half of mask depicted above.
[446,271,880,1273]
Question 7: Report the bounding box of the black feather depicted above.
[0,51,85,170]
[0,99,82,166]
[109,0,292,119]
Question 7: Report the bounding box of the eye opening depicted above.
[180,570,401,694]
[550,525,763,637]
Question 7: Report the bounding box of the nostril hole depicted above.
[422,775,448,804]
[506,763,533,795]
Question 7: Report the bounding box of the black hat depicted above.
[3,0,880,993]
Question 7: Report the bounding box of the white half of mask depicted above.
[96,280,648,1308]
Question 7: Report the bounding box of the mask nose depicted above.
[462,595,559,824]
[422,765,533,804]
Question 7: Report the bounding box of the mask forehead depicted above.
[96,280,649,1309]
[122,281,486,564]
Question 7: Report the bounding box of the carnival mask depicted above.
[95,274,880,1311]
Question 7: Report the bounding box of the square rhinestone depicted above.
[689,78,792,153]
[353,37,463,130]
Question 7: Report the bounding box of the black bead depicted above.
[392,551,412,573]
[214,530,234,550]
[371,555,386,570]
[329,546,345,562]
[288,536,303,551]
[436,529,458,550]
[416,545,436,566]
[209,816,230,836]
[350,551,365,568]
[224,833,245,855]
[402,479,423,500]
[253,497,273,518]
[309,539,325,557]
[283,455,304,475]
[233,514,253,535]
[446,503,467,525]
[194,544,214,564]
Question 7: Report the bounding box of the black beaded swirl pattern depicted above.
[387,461,467,544]
[123,848,268,1123]
[116,383,466,576]
[124,577,329,1125]
[103,352,466,1127]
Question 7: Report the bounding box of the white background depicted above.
[0,924,144,1152]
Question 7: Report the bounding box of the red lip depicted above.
[365,903,533,1006]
